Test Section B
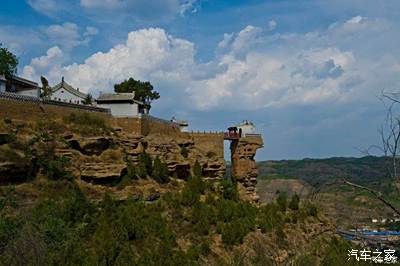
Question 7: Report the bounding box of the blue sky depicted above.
[2,0,400,160]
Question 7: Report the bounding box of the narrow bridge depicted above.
[224,132,240,140]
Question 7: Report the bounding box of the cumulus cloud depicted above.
[0,22,98,61]
[22,16,400,113]
[23,46,64,81]
[23,28,195,98]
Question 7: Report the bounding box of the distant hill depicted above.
[257,156,389,187]
[256,156,399,229]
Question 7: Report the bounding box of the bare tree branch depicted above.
[338,178,400,216]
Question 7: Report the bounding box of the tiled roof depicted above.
[51,79,87,99]
[12,76,38,87]
[96,92,144,105]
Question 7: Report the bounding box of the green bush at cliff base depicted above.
[0,174,352,265]
[289,193,300,211]
[221,178,238,200]
[138,152,153,176]
[152,157,170,183]
[276,192,287,212]
[193,160,202,177]
[180,146,189,158]
[181,175,204,206]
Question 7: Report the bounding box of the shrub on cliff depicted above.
[221,219,246,246]
[276,192,287,212]
[180,146,189,158]
[152,157,170,183]
[289,193,300,211]
[138,152,153,176]
[192,201,216,235]
[221,178,238,200]
[63,113,109,136]
[42,156,72,181]
[181,175,205,206]
[192,160,202,177]
[258,203,282,233]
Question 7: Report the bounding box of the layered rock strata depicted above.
[230,135,264,202]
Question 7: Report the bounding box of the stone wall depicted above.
[187,132,224,158]
[0,98,110,122]
[141,115,182,137]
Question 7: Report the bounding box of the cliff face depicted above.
[230,135,263,201]
[63,132,225,183]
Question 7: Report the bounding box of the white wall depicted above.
[0,81,5,92]
[97,102,139,117]
[16,89,39,97]
[52,88,84,104]
[238,124,256,136]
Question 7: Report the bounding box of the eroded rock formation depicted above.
[230,135,263,202]
[50,131,226,183]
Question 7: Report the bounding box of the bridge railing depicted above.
[224,132,240,139]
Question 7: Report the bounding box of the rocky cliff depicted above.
[0,116,226,186]
[230,135,263,201]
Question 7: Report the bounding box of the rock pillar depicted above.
[230,135,263,201]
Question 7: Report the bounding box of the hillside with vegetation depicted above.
[0,115,355,265]
[256,157,400,229]
[257,156,388,187]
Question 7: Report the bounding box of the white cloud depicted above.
[27,0,58,15]
[42,23,98,50]
[80,0,125,9]
[268,20,277,31]
[22,16,400,113]
[23,28,195,97]
[84,26,99,37]
[179,0,200,16]
[0,26,43,55]
[23,46,64,82]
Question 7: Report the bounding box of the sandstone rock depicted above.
[231,135,263,202]
[69,137,113,156]
[0,161,32,184]
[80,162,126,184]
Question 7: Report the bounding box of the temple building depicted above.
[0,75,40,97]
[236,120,258,137]
[50,77,88,104]
[96,92,148,117]
[171,117,189,132]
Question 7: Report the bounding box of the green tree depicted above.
[40,76,52,98]
[289,193,300,211]
[192,160,202,177]
[139,152,152,176]
[276,192,287,212]
[82,94,93,105]
[221,178,238,200]
[152,157,169,183]
[114,78,160,110]
[180,146,189,158]
[0,44,18,79]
